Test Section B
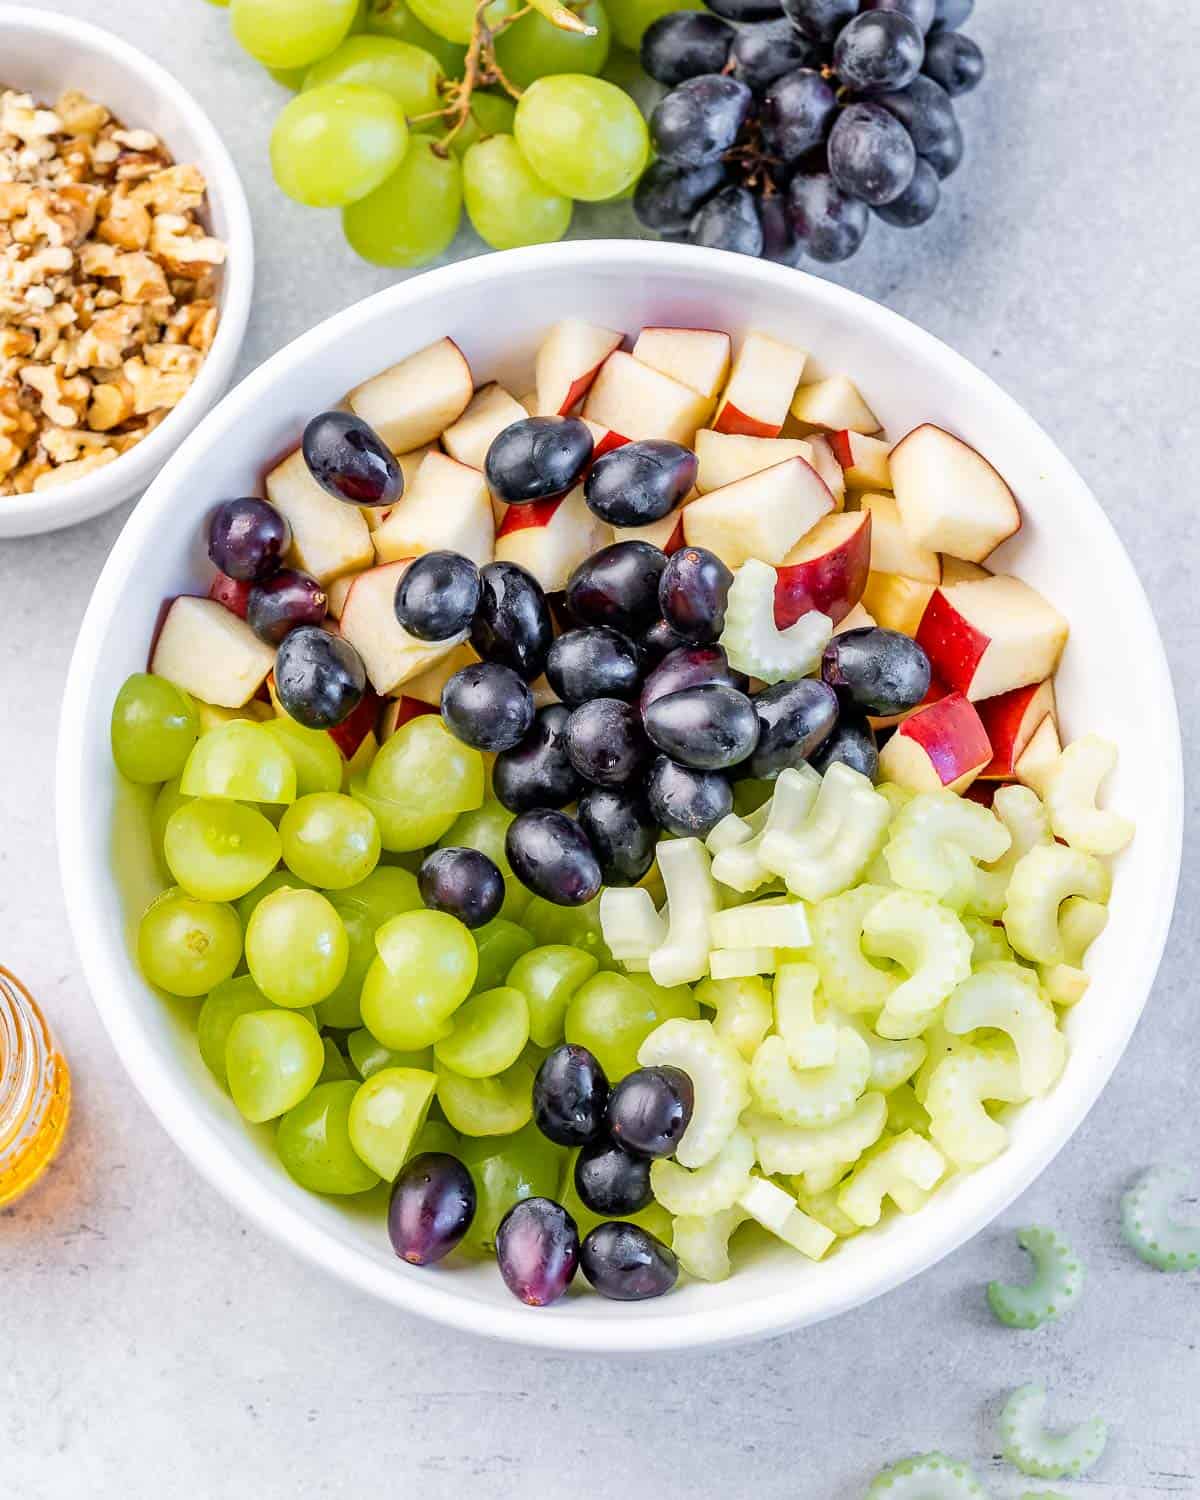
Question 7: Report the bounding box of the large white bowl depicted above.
[0,5,253,537]
[56,243,1183,1354]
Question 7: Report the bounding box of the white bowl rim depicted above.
[0,3,254,535]
[55,241,1184,1354]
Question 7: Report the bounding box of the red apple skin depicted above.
[663,516,685,555]
[915,588,989,695]
[976,681,1053,780]
[774,512,872,628]
[868,676,947,732]
[208,572,252,620]
[591,430,629,458]
[829,430,854,469]
[496,495,566,537]
[899,690,992,787]
[329,687,382,758]
[713,403,780,439]
[964,781,998,808]
[558,367,604,416]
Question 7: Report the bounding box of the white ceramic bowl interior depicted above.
[0,5,253,538]
[56,243,1182,1354]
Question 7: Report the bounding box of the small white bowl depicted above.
[0,5,253,538]
[56,243,1183,1354]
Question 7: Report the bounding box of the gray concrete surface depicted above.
[2,1,1197,1495]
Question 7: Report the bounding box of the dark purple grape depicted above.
[641,11,734,85]
[759,190,804,265]
[471,560,553,680]
[821,626,931,716]
[393,550,480,642]
[922,29,983,94]
[639,618,691,672]
[565,698,650,788]
[834,11,924,93]
[484,417,594,505]
[658,546,733,644]
[646,755,732,837]
[650,75,753,169]
[418,847,505,929]
[788,171,870,260]
[731,18,817,90]
[780,0,855,40]
[643,684,759,771]
[246,568,327,645]
[873,155,940,225]
[506,809,602,906]
[689,185,763,256]
[640,644,748,715]
[207,497,290,582]
[577,785,657,886]
[495,1197,579,1306]
[918,109,962,176]
[442,662,535,752]
[607,1066,694,1158]
[302,410,401,507]
[546,627,641,705]
[580,1222,679,1301]
[931,0,972,30]
[809,706,879,779]
[861,0,935,30]
[533,1044,609,1146]
[585,440,697,529]
[574,1139,652,1216]
[703,0,783,19]
[566,541,667,636]
[274,626,366,730]
[634,158,729,234]
[493,704,581,812]
[828,101,916,205]
[388,1152,476,1265]
[875,75,961,176]
[761,68,838,162]
[750,677,839,778]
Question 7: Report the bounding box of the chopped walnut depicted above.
[33,447,117,489]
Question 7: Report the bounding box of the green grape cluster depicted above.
[204,0,655,265]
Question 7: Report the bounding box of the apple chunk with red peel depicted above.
[584,421,625,459]
[805,432,846,511]
[371,451,494,567]
[495,484,612,593]
[535,319,623,416]
[266,448,375,585]
[441,383,527,469]
[860,492,940,584]
[340,561,469,696]
[940,556,990,586]
[830,429,892,489]
[209,572,251,619]
[380,695,438,739]
[713,332,808,437]
[152,596,276,708]
[267,667,380,758]
[348,337,473,454]
[683,456,833,569]
[1014,712,1061,794]
[583,351,713,445]
[613,512,685,553]
[869,676,947,731]
[834,601,877,634]
[790,375,879,435]
[774,509,872,627]
[877,690,992,794]
[861,570,936,637]
[693,429,813,493]
[976,678,1056,780]
[632,327,731,399]
[916,575,1069,701]
[890,424,1021,563]
[400,640,478,706]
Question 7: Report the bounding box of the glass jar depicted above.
[0,967,70,1207]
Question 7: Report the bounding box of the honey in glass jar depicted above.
[0,967,70,1206]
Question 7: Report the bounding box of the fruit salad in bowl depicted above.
[57,244,1181,1351]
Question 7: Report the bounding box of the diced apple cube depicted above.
[583,351,713,445]
[632,327,732,399]
[325,572,361,620]
[380,696,438,739]
[583,419,626,459]
[859,492,941,583]
[805,433,846,511]
[151,596,276,708]
[830,429,892,489]
[889,423,1021,562]
[682,456,834,569]
[328,689,382,760]
[868,677,948,732]
[861,570,936,636]
[693,429,814,493]
[834,601,877,634]
[916,575,1069,701]
[877,691,992,794]
[790,375,879,435]
[402,640,478,706]
[371,451,495,567]
[713,332,808,437]
[265,449,375,584]
[209,572,250,619]
[441,382,527,469]
[612,512,685,552]
[348,337,473,453]
[1014,713,1061,795]
[495,485,612,593]
[535,319,624,415]
[339,561,468,696]
[940,556,990,585]
[976,679,1056,781]
[774,509,872,627]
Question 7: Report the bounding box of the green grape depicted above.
[347,1027,433,1078]
[367,715,484,820]
[436,1056,534,1136]
[494,0,610,89]
[137,887,242,997]
[564,970,672,1081]
[226,1008,325,1123]
[447,91,515,156]
[336,864,423,927]
[203,0,231,8]
[507,944,598,1047]
[360,909,477,1047]
[343,135,462,267]
[439,799,514,873]
[459,1122,564,1254]
[602,0,702,49]
[276,1081,381,1194]
[236,869,312,927]
[278,792,381,889]
[246,888,349,1007]
[266,64,309,89]
[347,1065,437,1178]
[523,893,611,966]
[434,986,529,1078]
[304,35,443,114]
[262,716,342,796]
[410,1118,459,1158]
[313,900,374,1028]
[163,798,282,902]
[231,0,358,68]
[626,971,700,1022]
[514,74,648,202]
[462,134,571,250]
[111,673,198,784]
[197,974,316,1087]
[499,876,533,925]
[472,917,535,992]
[319,1036,353,1082]
[180,720,297,804]
[406,0,514,46]
[365,0,467,78]
[151,778,190,865]
[733,777,774,817]
[348,775,459,852]
[559,1148,673,1241]
[270,84,409,208]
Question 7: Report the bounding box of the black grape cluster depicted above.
[634,0,984,264]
